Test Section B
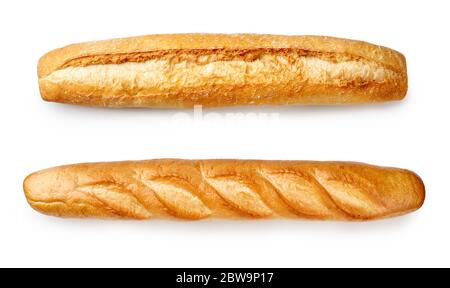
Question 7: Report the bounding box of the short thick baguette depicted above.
[38,34,408,108]
[23,160,424,220]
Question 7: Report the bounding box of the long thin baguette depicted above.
[23,160,424,220]
[38,34,408,108]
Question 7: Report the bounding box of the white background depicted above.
[0,0,448,268]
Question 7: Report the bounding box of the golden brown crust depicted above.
[37,34,408,108]
[23,160,424,221]
[37,34,406,77]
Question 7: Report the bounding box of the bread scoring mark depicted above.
[260,170,349,219]
[141,177,212,219]
[59,49,361,69]
[77,183,152,219]
[314,169,387,219]
[202,175,273,217]
[45,52,397,92]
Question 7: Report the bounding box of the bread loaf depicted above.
[38,34,408,108]
[23,160,424,220]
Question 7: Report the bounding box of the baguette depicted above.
[38,34,408,108]
[23,160,424,221]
